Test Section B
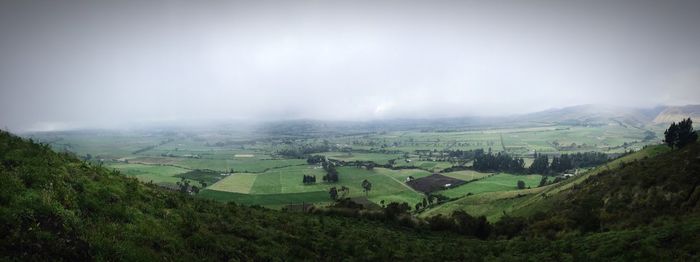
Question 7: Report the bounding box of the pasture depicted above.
[202,167,429,207]
[437,173,543,198]
[208,173,258,193]
[104,163,190,185]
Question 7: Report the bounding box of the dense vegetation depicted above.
[529,151,609,175]
[664,118,698,149]
[2,130,700,260]
[472,151,526,173]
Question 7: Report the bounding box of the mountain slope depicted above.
[653,105,700,124]
[518,104,666,127]
[527,140,700,232]
[419,145,672,221]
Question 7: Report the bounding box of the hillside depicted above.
[254,104,696,135]
[419,145,672,221]
[1,130,700,260]
[653,105,700,124]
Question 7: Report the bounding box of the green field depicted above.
[104,163,190,185]
[198,190,331,208]
[208,173,258,193]
[319,152,403,165]
[29,122,665,208]
[437,173,543,198]
[201,167,429,207]
[419,145,672,221]
[441,170,493,181]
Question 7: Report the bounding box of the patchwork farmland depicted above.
[28,120,665,210]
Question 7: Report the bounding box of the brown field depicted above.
[406,174,467,193]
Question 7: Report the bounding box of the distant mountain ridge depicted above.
[516,104,674,128]
[256,104,700,135]
[653,105,700,124]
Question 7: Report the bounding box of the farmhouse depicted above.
[555,173,575,180]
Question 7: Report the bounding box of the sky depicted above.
[1,0,700,131]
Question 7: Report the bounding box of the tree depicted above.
[516,180,525,189]
[529,153,549,174]
[664,118,698,149]
[361,179,372,196]
[676,118,698,149]
[664,122,679,148]
[338,186,350,199]
[322,165,339,183]
[538,176,548,187]
[384,202,410,219]
[328,187,338,201]
[177,177,191,193]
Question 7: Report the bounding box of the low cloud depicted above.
[1,1,699,131]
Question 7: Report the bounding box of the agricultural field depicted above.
[202,166,430,207]
[436,173,544,198]
[25,120,666,209]
[206,173,257,193]
[406,174,468,193]
[103,162,191,185]
[441,170,493,181]
[318,152,403,165]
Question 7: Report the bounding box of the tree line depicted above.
[277,143,334,158]
[302,175,317,184]
[472,151,525,173]
[528,151,609,175]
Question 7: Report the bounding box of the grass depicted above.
[201,166,427,207]
[319,152,402,165]
[421,144,672,221]
[394,160,453,172]
[105,163,189,185]
[418,187,547,221]
[175,158,306,173]
[207,173,258,193]
[441,170,492,181]
[198,190,331,208]
[375,168,432,182]
[29,124,665,211]
[174,169,227,185]
[437,173,543,198]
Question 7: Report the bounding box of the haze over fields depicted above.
[1,0,700,131]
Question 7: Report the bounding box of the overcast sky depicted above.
[1,0,700,131]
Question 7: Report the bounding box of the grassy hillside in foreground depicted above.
[1,130,700,260]
[420,144,672,221]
